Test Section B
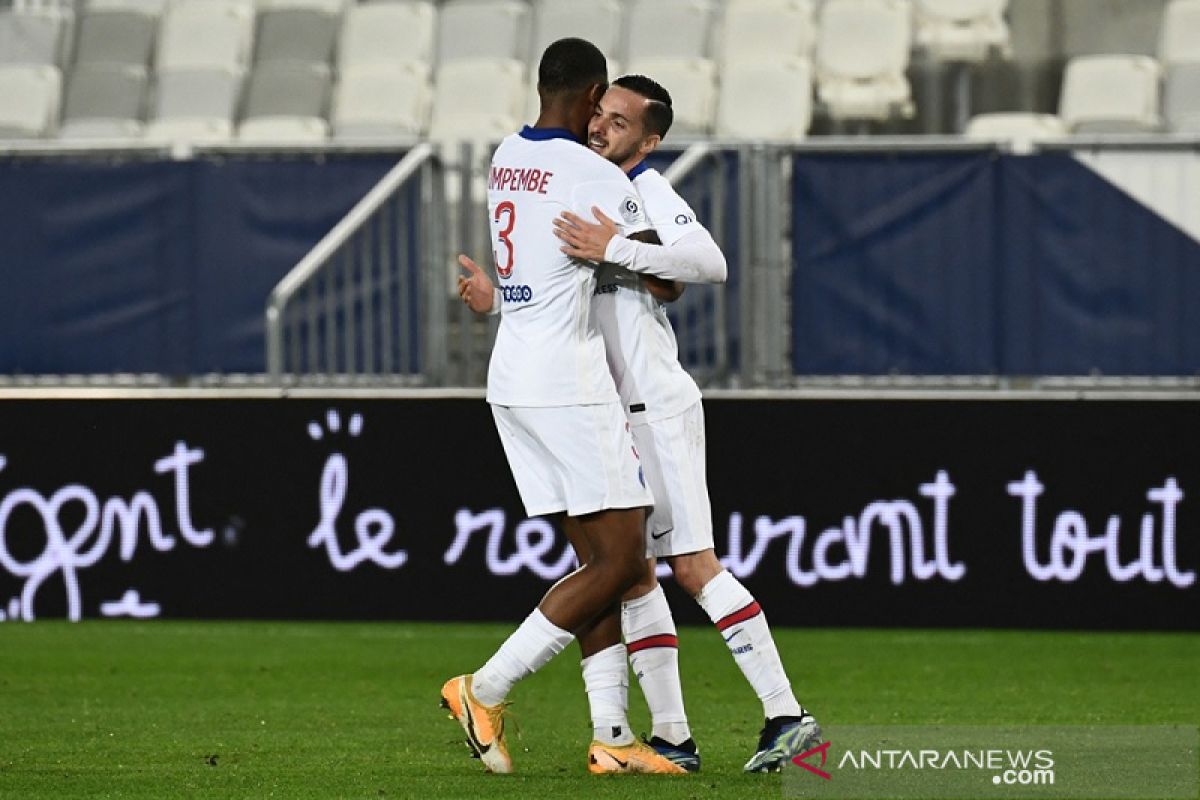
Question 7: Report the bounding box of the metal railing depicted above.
[259,141,810,389]
[265,143,447,384]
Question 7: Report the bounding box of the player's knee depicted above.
[669,550,723,596]
[622,559,658,602]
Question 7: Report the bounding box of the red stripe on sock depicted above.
[626,633,679,654]
[715,601,761,631]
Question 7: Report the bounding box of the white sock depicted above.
[582,643,635,746]
[622,585,691,745]
[472,608,574,707]
[695,570,803,720]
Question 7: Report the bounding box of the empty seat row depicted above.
[0,54,817,144]
[967,53,1200,144]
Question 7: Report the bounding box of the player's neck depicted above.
[533,97,586,141]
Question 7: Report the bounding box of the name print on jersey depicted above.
[488,166,554,194]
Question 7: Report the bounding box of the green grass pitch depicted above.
[1,622,1197,799]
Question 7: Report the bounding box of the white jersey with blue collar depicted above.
[485,126,650,407]
[593,164,705,424]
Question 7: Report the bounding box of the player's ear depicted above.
[639,134,661,158]
[587,82,606,106]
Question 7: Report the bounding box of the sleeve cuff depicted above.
[604,235,639,268]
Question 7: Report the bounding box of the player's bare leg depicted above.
[668,547,822,772]
[444,507,649,773]
[561,518,685,774]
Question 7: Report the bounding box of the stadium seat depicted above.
[964,111,1067,152]
[0,63,61,137]
[436,0,530,66]
[238,116,329,143]
[145,117,235,144]
[431,57,525,142]
[1059,55,1162,133]
[337,0,435,71]
[626,0,714,62]
[715,57,812,142]
[815,0,913,122]
[1159,0,1200,64]
[73,7,157,66]
[914,0,1011,63]
[717,0,816,67]
[239,62,331,142]
[253,3,341,66]
[58,63,147,139]
[156,0,255,72]
[1164,63,1200,132]
[332,63,431,140]
[0,8,68,66]
[625,57,716,136]
[530,0,622,63]
[145,66,242,143]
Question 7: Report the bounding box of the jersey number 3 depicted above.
[494,201,516,278]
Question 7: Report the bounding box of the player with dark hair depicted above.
[440,39,685,776]
[461,73,823,774]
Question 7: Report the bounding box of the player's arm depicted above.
[624,229,684,302]
[555,207,728,284]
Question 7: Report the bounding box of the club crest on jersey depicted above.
[675,213,694,225]
[620,197,640,224]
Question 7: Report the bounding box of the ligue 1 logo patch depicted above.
[620,197,640,224]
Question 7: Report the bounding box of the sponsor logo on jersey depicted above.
[675,213,695,225]
[500,284,533,303]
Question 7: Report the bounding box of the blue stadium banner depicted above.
[0,155,398,375]
[791,153,1200,376]
[0,396,1195,628]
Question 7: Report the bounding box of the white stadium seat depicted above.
[156,0,254,72]
[146,66,242,143]
[1159,0,1200,64]
[1164,63,1200,132]
[59,63,147,139]
[252,6,340,66]
[0,63,61,137]
[73,6,158,66]
[964,112,1067,152]
[333,63,431,140]
[237,116,329,143]
[0,8,69,66]
[338,1,435,71]
[1059,55,1163,133]
[626,0,714,61]
[436,0,530,66]
[430,57,526,147]
[530,0,622,63]
[816,0,913,122]
[144,117,235,145]
[915,0,1011,63]
[625,57,717,137]
[718,0,816,67]
[715,57,812,142]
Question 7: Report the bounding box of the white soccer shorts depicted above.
[632,401,715,559]
[491,402,655,517]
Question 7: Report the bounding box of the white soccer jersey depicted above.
[593,165,705,424]
[485,127,650,407]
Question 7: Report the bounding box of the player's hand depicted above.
[457,254,496,314]
[554,206,620,262]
